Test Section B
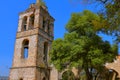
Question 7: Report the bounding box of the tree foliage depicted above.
[62,70,75,80]
[50,10,118,80]
[84,0,120,43]
[101,0,120,42]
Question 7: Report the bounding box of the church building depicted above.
[9,0,58,80]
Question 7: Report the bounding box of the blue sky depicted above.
[0,0,114,76]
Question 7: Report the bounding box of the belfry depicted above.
[9,0,56,80]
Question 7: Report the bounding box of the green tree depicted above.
[50,10,118,80]
[99,0,120,43]
[82,0,120,43]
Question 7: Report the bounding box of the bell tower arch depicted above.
[9,0,54,80]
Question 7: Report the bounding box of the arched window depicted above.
[22,39,29,59]
[22,16,27,31]
[43,42,48,62]
[29,14,35,29]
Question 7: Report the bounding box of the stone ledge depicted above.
[16,28,39,39]
[10,66,51,70]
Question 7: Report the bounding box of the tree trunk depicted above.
[94,73,99,80]
[85,68,93,80]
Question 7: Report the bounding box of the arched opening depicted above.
[47,20,50,34]
[43,18,46,31]
[43,42,48,62]
[110,70,120,80]
[62,70,75,80]
[29,14,35,29]
[22,16,27,31]
[43,77,46,80]
[20,78,23,80]
[49,22,53,35]
[48,25,50,33]
[22,39,29,59]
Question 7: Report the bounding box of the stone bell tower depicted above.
[9,0,54,80]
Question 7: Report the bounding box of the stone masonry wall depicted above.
[12,34,38,67]
[9,68,36,80]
